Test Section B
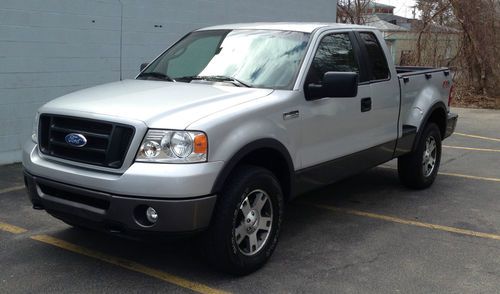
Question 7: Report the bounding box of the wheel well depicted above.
[236,148,292,200]
[427,107,446,139]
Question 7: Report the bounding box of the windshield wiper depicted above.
[177,75,251,87]
[137,72,176,82]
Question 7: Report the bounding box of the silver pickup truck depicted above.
[23,22,457,274]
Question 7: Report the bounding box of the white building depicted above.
[0,0,337,164]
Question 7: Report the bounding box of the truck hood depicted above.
[40,79,274,129]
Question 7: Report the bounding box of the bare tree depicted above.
[415,0,499,107]
[414,0,454,64]
[448,0,500,104]
[337,0,372,24]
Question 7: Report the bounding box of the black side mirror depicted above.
[307,71,358,100]
[140,62,149,71]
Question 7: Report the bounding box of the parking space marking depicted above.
[30,234,230,294]
[378,166,500,183]
[301,202,500,241]
[0,221,28,234]
[454,132,500,142]
[443,145,500,153]
[438,172,500,183]
[0,185,25,195]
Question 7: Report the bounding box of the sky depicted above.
[373,0,418,18]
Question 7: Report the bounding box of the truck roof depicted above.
[196,22,375,33]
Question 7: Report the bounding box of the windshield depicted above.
[139,29,310,89]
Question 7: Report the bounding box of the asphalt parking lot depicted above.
[1,107,499,293]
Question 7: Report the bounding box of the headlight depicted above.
[136,129,207,163]
[32,112,40,143]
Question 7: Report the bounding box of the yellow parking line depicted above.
[455,132,500,142]
[0,185,25,194]
[30,235,229,294]
[301,202,500,241]
[0,220,228,293]
[438,172,500,183]
[378,166,500,183]
[443,145,500,153]
[0,221,28,234]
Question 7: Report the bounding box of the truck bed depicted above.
[397,66,452,134]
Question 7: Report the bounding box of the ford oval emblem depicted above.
[65,133,87,147]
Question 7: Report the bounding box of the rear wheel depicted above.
[201,165,284,275]
[398,123,442,189]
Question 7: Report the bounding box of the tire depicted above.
[398,123,442,189]
[201,165,284,275]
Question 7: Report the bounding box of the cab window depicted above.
[306,33,360,84]
[359,32,390,81]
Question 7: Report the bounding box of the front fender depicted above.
[187,91,301,194]
[210,138,294,194]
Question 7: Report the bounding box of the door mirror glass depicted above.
[307,71,358,99]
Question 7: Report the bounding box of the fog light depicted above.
[146,207,158,223]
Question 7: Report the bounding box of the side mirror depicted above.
[140,62,149,71]
[307,72,358,100]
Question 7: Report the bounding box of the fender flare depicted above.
[412,101,447,151]
[210,138,295,195]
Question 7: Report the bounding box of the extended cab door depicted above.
[354,31,399,149]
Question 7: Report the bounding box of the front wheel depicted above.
[398,123,442,189]
[201,165,284,275]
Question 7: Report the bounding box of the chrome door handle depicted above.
[283,110,300,120]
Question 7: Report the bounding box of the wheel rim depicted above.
[422,136,437,177]
[234,189,273,256]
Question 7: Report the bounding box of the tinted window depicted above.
[306,33,359,84]
[359,32,390,80]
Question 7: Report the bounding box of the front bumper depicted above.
[22,140,224,234]
[24,171,216,233]
[445,112,458,139]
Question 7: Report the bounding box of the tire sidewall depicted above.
[224,168,284,272]
[417,123,442,185]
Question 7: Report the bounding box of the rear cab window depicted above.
[358,32,390,81]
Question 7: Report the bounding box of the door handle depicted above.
[283,110,299,120]
[361,97,372,112]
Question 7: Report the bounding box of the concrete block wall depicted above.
[0,0,337,164]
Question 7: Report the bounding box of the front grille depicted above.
[39,114,135,168]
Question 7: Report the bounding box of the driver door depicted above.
[297,31,373,186]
